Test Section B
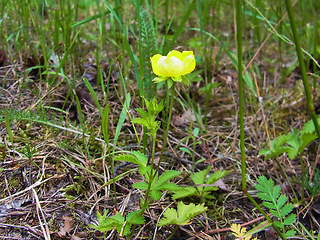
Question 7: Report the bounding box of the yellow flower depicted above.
[151,50,195,85]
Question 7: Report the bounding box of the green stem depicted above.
[235,0,246,195]
[284,0,320,140]
[157,82,175,173]
[141,131,157,211]
[299,154,305,202]
[235,1,285,239]
[128,130,157,240]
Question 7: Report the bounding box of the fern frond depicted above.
[255,176,296,238]
[131,0,157,98]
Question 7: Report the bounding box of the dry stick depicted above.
[242,0,298,76]
[32,188,51,240]
[206,213,272,234]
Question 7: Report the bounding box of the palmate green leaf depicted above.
[192,166,211,192]
[157,208,177,226]
[205,170,231,186]
[145,98,163,115]
[133,170,180,201]
[131,151,148,167]
[300,117,320,135]
[114,151,147,170]
[171,186,198,200]
[286,131,317,159]
[171,167,229,200]
[158,202,207,227]
[109,212,125,233]
[126,210,145,225]
[286,128,300,149]
[150,190,162,201]
[259,134,291,159]
[132,181,149,190]
[135,108,149,119]
[132,117,148,128]
[89,210,112,232]
[152,171,180,200]
[157,182,181,191]
[157,170,180,186]
[260,117,320,160]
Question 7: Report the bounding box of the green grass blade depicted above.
[83,77,102,115]
[167,0,196,53]
[101,0,143,97]
[71,9,113,28]
[113,92,131,149]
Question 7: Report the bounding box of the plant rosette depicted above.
[151,50,195,87]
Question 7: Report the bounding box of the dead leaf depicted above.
[57,226,67,238]
[213,179,228,191]
[173,109,197,126]
[62,215,74,234]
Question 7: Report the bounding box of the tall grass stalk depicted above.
[235,0,285,238]
[196,0,209,133]
[102,0,143,98]
[166,0,196,53]
[284,0,320,141]
[312,16,318,89]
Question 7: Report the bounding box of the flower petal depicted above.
[181,51,194,61]
[151,50,196,78]
[167,50,183,60]
[181,55,195,75]
[158,56,183,77]
[151,54,162,76]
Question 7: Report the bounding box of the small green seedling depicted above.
[255,176,296,238]
[158,201,207,226]
[89,209,144,237]
[171,166,230,201]
[259,118,320,160]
